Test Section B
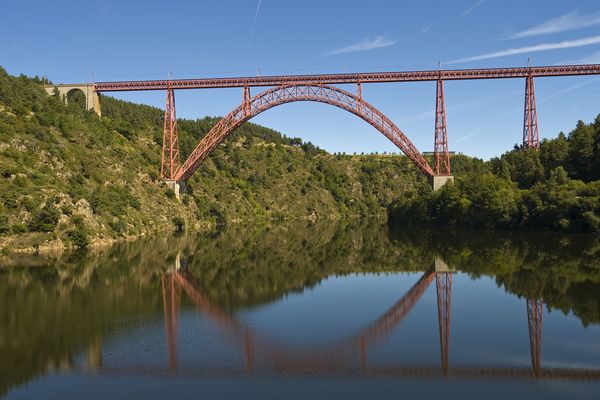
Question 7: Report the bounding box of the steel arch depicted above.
[175,84,434,181]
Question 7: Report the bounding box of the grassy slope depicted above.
[0,68,434,251]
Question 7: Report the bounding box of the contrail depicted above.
[448,34,600,64]
[249,0,262,47]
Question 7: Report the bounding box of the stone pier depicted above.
[431,175,454,191]
[164,180,183,200]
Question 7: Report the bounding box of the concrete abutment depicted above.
[164,180,184,200]
[430,175,454,191]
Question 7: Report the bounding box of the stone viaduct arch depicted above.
[44,84,101,116]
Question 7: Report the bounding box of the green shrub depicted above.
[28,201,60,232]
[67,216,89,248]
[90,186,140,215]
[109,218,126,235]
[12,223,27,233]
[172,216,185,232]
[0,213,9,233]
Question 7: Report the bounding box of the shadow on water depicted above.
[1,219,600,396]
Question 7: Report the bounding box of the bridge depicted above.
[45,63,600,192]
[80,258,600,381]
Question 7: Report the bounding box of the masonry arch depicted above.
[66,88,87,108]
[43,84,102,116]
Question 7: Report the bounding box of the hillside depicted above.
[389,115,600,232]
[0,68,433,252]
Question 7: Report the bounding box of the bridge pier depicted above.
[161,88,181,179]
[164,180,183,199]
[523,75,540,149]
[431,175,454,191]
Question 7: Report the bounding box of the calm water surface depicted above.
[2,221,600,399]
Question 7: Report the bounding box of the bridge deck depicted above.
[91,64,600,92]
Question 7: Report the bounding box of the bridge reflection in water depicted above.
[94,257,598,381]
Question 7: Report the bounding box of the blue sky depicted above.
[2,0,600,159]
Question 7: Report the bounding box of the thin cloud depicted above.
[461,0,485,17]
[401,90,521,127]
[448,34,600,64]
[401,109,434,126]
[504,10,600,40]
[248,0,262,47]
[540,77,600,103]
[420,23,433,35]
[557,50,600,65]
[327,36,396,55]
[457,107,520,143]
[456,80,600,143]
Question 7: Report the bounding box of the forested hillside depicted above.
[389,116,600,232]
[0,68,426,252]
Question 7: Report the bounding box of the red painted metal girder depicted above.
[434,80,451,175]
[174,84,434,181]
[93,64,600,92]
[523,76,540,149]
[160,88,180,179]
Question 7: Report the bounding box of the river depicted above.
[1,220,600,399]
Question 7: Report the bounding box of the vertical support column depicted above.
[434,80,451,176]
[89,89,102,117]
[162,274,181,371]
[527,299,543,377]
[243,85,251,117]
[436,272,452,376]
[161,87,180,180]
[356,82,363,113]
[523,75,540,149]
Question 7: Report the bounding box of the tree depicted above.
[289,137,302,146]
[28,201,60,232]
[568,120,595,180]
[172,216,185,232]
[540,132,569,173]
[67,216,89,248]
[0,212,9,234]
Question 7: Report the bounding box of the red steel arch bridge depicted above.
[47,64,600,192]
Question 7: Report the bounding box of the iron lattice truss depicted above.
[523,76,540,149]
[161,88,180,179]
[434,80,451,175]
[93,64,600,91]
[84,63,600,181]
[175,84,435,180]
